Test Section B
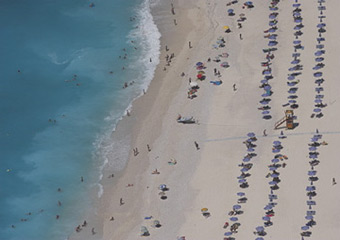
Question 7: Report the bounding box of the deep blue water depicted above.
[0,0,160,239]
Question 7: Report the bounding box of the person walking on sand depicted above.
[239,33,243,40]
[263,129,267,136]
[233,83,237,91]
[120,198,124,206]
[194,141,200,150]
[333,178,337,185]
[189,41,192,48]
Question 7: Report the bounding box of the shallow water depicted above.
[0,0,160,239]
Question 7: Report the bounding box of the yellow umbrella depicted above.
[223,26,230,30]
[201,208,208,212]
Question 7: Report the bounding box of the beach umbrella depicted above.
[269,166,277,171]
[317,37,325,42]
[315,50,325,56]
[261,79,268,84]
[263,216,270,221]
[294,18,302,23]
[307,201,316,205]
[271,173,280,178]
[247,148,255,152]
[224,232,233,236]
[313,65,322,70]
[243,157,251,162]
[301,226,310,230]
[197,74,203,79]
[237,192,245,196]
[230,217,238,222]
[159,184,167,190]
[315,94,324,98]
[294,25,302,30]
[307,210,316,215]
[255,238,264,240]
[316,44,324,49]
[313,108,321,113]
[288,75,295,80]
[314,99,322,104]
[256,226,265,232]
[268,28,277,33]
[264,85,272,91]
[247,132,255,137]
[291,59,300,64]
[196,62,203,67]
[268,41,278,46]
[314,72,323,77]
[223,26,230,30]
[305,215,314,220]
[268,35,277,39]
[309,146,317,151]
[262,110,270,115]
[263,114,272,120]
[293,40,301,44]
[233,205,241,210]
[289,100,297,104]
[308,171,317,176]
[263,70,271,75]
[241,167,250,172]
[201,208,208,212]
[271,158,280,163]
[273,141,281,146]
[293,4,301,7]
[269,181,278,185]
[238,179,247,183]
[264,205,272,210]
[269,21,277,26]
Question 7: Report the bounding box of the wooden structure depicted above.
[274,110,294,130]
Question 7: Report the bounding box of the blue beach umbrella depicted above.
[269,166,277,171]
[273,141,281,146]
[238,179,247,183]
[233,205,241,210]
[224,232,233,236]
[305,215,314,220]
[264,85,272,90]
[268,28,277,33]
[237,192,245,196]
[241,168,249,172]
[306,186,316,191]
[256,226,265,232]
[289,100,297,103]
[317,37,325,42]
[196,62,203,66]
[263,114,272,120]
[261,79,269,84]
[309,146,317,151]
[293,4,301,7]
[227,9,234,13]
[269,21,277,26]
[301,226,310,230]
[247,132,255,137]
[314,99,322,103]
[307,201,316,205]
[288,89,297,94]
[315,50,325,56]
[243,157,251,162]
[315,94,324,98]
[271,158,280,163]
[271,173,279,177]
[311,137,319,142]
[316,44,324,49]
[269,181,277,185]
[288,75,295,80]
[308,171,317,176]
[256,238,264,240]
[315,57,324,62]
[287,82,297,86]
[314,72,323,77]
[317,23,326,28]
[264,205,272,210]
[263,216,270,221]
[293,40,301,44]
[230,217,238,222]
[268,35,277,39]
[291,59,300,64]
[262,110,270,115]
[247,148,255,152]
[294,18,302,23]
[262,92,271,97]
[313,108,321,113]
[294,25,302,30]
[268,41,278,46]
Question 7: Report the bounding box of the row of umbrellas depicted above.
[284,2,304,109]
[254,131,288,240]
[223,132,258,238]
[311,0,327,119]
[257,0,281,120]
[300,129,324,238]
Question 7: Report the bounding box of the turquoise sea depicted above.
[0,0,160,239]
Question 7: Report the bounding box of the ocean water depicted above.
[0,0,161,239]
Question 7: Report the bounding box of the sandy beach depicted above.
[70,0,340,239]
